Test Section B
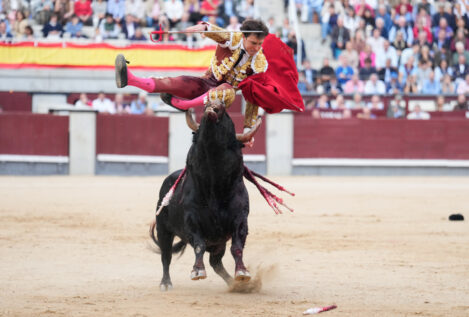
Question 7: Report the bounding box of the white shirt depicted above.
[364,80,386,94]
[92,97,116,113]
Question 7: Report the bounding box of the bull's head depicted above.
[185,101,262,143]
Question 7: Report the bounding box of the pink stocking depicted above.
[127,70,156,93]
[170,93,208,110]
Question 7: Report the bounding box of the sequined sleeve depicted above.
[204,23,231,44]
[244,101,259,128]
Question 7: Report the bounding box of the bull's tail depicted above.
[149,219,187,257]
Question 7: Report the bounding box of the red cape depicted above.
[238,34,305,114]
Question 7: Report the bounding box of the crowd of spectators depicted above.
[0,0,261,41]
[295,0,469,118]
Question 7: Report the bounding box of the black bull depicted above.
[150,101,260,291]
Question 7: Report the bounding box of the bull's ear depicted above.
[185,108,199,131]
[236,117,262,143]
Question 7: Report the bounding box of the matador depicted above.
[115,18,304,138]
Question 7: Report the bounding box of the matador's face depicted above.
[243,35,264,56]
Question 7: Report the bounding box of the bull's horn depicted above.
[236,117,262,143]
[185,108,199,132]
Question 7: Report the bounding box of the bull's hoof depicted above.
[191,269,207,280]
[235,270,251,282]
[160,283,173,292]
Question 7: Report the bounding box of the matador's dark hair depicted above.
[240,19,269,39]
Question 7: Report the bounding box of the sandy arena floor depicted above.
[0,175,468,316]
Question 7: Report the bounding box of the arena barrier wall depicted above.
[292,117,469,175]
[0,113,69,174]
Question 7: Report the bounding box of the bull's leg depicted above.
[209,244,233,285]
[191,236,207,280]
[158,226,175,291]
[231,219,251,282]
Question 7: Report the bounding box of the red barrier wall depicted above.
[96,114,169,156]
[0,113,69,155]
[231,113,266,155]
[294,117,469,159]
[0,91,32,112]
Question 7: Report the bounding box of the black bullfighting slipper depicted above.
[160,93,186,112]
[115,54,129,88]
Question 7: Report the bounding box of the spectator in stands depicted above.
[42,13,63,39]
[92,92,115,113]
[219,0,238,26]
[376,40,398,70]
[22,25,35,40]
[314,93,330,109]
[356,107,376,119]
[413,16,432,43]
[361,7,375,30]
[130,27,146,41]
[452,54,469,82]
[374,17,388,39]
[32,0,54,25]
[74,0,92,26]
[114,93,131,113]
[456,74,469,94]
[415,0,432,18]
[266,16,276,34]
[376,4,393,32]
[403,74,419,94]
[174,12,194,42]
[319,57,335,84]
[359,57,377,81]
[367,95,384,110]
[65,15,85,38]
[279,17,291,43]
[346,92,365,109]
[125,0,145,25]
[451,29,469,53]
[301,0,323,23]
[122,14,138,39]
[367,27,385,55]
[92,0,107,28]
[414,31,431,53]
[387,94,405,118]
[335,55,354,85]
[298,72,312,93]
[378,57,398,84]
[107,0,126,24]
[55,0,74,25]
[320,2,337,44]
[324,75,342,94]
[435,95,453,112]
[99,13,121,39]
[407,104,430,119]
[421,70,442,94]
[359,44,376,68]
[286,30,306,63]
[452,41,469,66]
[329,15,349,59]
[432,28,451,53]
[200,0,223,26]
[415,59,432,89]
[351,27,366,53]
[185,0,201,24]
[400,43,419,67]
[399,54,417,84]
[389,16,413,46]
[238,0,260,21]
[364,73,386,95]
[225,15,241,31]
[434,59,453,83]
[433,17,454,41]
[454,16,469,38]
[340,41,359,70]
[331,94,346,110]
[302,59,317,87]
[432,2,451,28]
[441,74,455,94]
[165,0,184,28]
[0,20,13,41]
[343,73,365,94]
[12,10,28,38]
[343,6,360,35]
[395,3,413,26]
[454,94,469,110]
[391,30,407,57]
[75,93,92,107]
[130,91,148,114]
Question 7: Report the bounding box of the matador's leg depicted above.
[115,54,213,100]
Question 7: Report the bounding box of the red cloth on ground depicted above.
[238,34,304,114]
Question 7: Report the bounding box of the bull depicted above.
[150,100,261,291]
